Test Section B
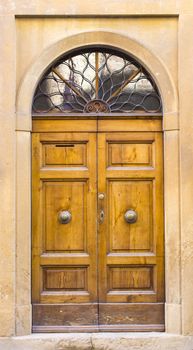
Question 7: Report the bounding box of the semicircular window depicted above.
[32,48,162,114]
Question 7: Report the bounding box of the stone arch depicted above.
[16,31,178,130]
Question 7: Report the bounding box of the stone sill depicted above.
[0,333,193,350]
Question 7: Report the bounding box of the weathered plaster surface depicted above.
[16,17,178,91]
[179,14,193,336]
[16,131,31,335]
[0,0,182,15]
[0,14,16,337]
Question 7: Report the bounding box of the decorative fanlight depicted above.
[32,48,162,114]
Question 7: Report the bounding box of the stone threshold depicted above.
[0,333,193,350]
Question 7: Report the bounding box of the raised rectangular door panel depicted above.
[108,142,152,167]
[32,132,98,331]
[108,266,154,290]
[98,131,164,331]
[43,267,87,290]
[108,180,153,252]
[43,143,87,167]
[44,181,86,252]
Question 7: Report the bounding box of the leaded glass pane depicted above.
[32,48,162,114]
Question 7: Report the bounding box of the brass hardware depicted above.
[98,193,105,200]
[124,209,137,224]
[99,209,105,224]
[58,210,72,224]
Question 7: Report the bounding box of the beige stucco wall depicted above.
[1,1,193,348]
[16,17,178,90]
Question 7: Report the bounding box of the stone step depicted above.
[0,333,193,350]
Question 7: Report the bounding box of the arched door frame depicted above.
[16,31,180,335]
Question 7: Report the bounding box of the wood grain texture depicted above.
[108,180,153,252]
[33,304,98,326]
[108,266,153,290]
[43,143,86,166]
[44,181,86,252]
[32,119,97,132]
[98,119,162,132]
[108,142,152,167]
[99,303,164,325]
[43,267,87,290]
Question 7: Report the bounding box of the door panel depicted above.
[44,181,86,252]
[108,180,153,252]
[108,143,153,167]
[43,143,87,167]
[98,131,164,330]
[98,303,164,331]
[32,132,98,331]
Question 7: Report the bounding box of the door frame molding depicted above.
[15,31,180,335]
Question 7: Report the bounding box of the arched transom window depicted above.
[32,47,162,114]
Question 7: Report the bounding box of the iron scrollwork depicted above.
[32,48,162,115]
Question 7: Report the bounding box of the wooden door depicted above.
[97,129,164,331]
[32,131,98,332]
[32,118,164,332]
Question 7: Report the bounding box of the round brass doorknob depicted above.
[124,209,137,224]
[58,210,72,224]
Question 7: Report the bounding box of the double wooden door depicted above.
[32,118,164,332]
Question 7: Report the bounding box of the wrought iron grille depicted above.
[32,48,162,114]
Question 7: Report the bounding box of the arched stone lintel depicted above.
[16,30,178,131]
